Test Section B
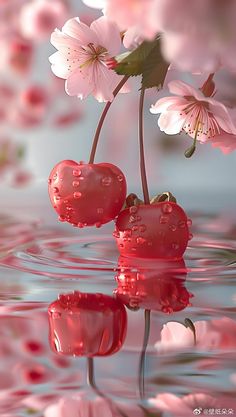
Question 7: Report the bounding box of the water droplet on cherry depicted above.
[187,218,192,226]
[58,215,66,222]
[159,215,169,224]
[129,206,138,214]
[73,169,81,177]
[162,306,173,314]
[48,178,52,185]
[52,312,61,318]
[95,222,102,228]
[72,181,80,187]
[73,192,82,199]
[139,224,146,233]
[169,224,177,232]
[117,174,124,182]
[53,173,57,181]
[136,237,146,244]
[101,176,112,186]
[178,220,186,228]
[172,242,179,250]
[123,229,132,238]
[53,187,59,193]
[162,203,173,214]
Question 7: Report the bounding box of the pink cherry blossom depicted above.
[155,317,236,353]
[20,0,68,42]
[49,16,127,102]
[82,0,158,40]
[155,0,236,73]
[150,79,236,154]
[149,392,234,417]
[104,0,158,40]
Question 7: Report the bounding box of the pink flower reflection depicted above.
[44,393,144,417]
[155,317,236,352]
[149,392,236,417]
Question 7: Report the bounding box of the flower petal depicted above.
[168,80,201,98]
[49,51,78,79]
[150,96,187,114]
[65,69,93,99]
[90,16,121,56]
[92,63,122,102]
[211,131,236,154]
[62,17,98,45]
[50,29,80,51]
[158,111,184,134]
[207,98,236,135]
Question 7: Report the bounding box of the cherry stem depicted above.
[138,309,151,400]
[87,358,129,417]
[139,89,150,204]
[87,357,100,394]
[89,75,129,164]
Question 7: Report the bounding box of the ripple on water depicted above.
[0,212,236,416]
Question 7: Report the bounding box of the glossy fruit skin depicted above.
[114,202,191,259]
[48,291,127,357]
[114,257,192,313]
[48,160,127,227]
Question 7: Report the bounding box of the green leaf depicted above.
[115,40,158,77]
[141,40,169,89]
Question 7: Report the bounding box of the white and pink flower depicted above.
[44,392,145,417]
[150,79,236,154]
[155,317,236,352]
[49,16,127,102]
[82,0,158,40]
[149,392,236,417]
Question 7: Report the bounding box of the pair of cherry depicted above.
[48,160,191,259]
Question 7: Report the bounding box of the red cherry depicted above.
[114,257,192,313]
[48,160,127,227]
[114,201,191,259]
[48,291,127,357]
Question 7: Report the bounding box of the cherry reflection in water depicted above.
[47,291,145,417]
[46,257,193,416]
[114,256,192,313]
[114,256,193,400]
